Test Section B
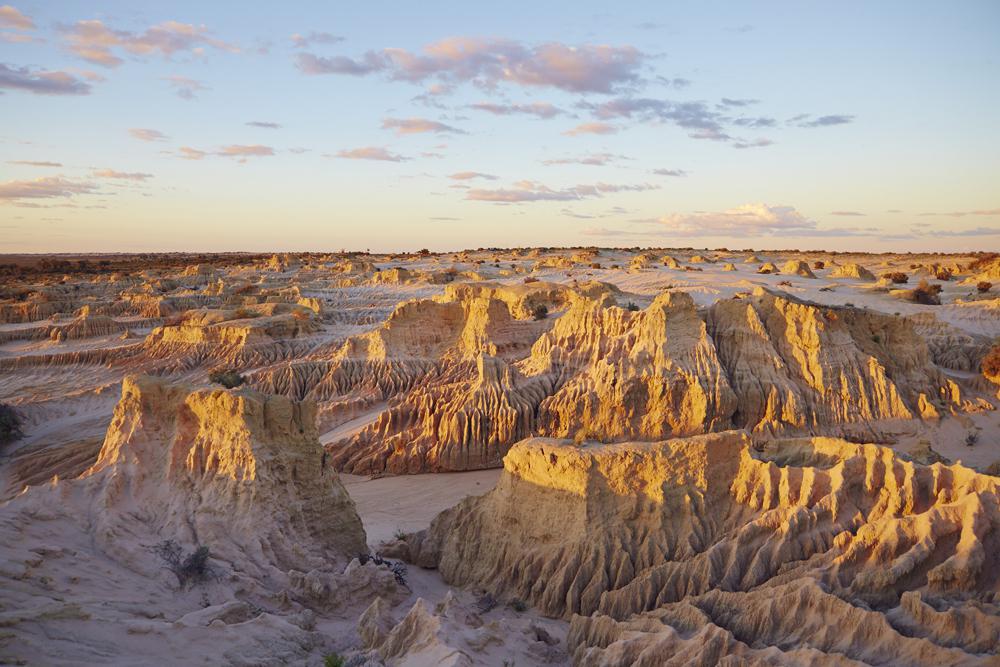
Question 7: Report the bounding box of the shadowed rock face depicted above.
[263,285,968,475]
[395,432,1000,665]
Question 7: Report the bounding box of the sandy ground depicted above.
[343,469,502,547]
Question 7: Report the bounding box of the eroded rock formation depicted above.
[264,285,970,474]
[396,432,1000,665]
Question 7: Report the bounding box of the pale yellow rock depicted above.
[84,375,367,574]
[831,262,877,281]
[404,432,999,665]
[781,260,817,278]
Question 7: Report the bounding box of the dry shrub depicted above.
[0,403,22,444]
[882,272,909,284]
[983,344,1000,378]
[209,368,245,388]
[909,279,942,305]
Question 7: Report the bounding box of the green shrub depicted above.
[323,654,344,667]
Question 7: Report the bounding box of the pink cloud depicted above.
[92,169,153,181]
[0,63,91,95]
[0,176,98,202]
[333,147,407,162]
[381,117,465,136]
[563,121,618,136]
[470,101,563,118]
[449,171,496,180]
[62,19,237,67]
[0,5,33,30]
[298,38,644,94]
[130,128,168,142]
[466,180,656,203]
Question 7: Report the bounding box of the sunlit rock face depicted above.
[707,287,960,435]
[396,432,1000,665]
[85,374,368,573]
[262,284,968,475]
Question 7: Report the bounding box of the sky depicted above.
[1,1,998,253]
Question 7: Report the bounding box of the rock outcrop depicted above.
[0,375,392,665]
[831,262,877,281]
[260,285,970,474]
[399,432,1000,665]
[83,375,367,574]
[781,260,817,278]
[142,303,318,368]
[526,291,737,441]
[707,288,959,436]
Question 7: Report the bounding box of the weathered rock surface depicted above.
[283,286,969,474]
[831,262,877,281]
[82,374,367,574]
[400,432,1000,665]
[707,287,960,435]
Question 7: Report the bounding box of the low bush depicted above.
[813,260,826,269]
[209,369,245,389]
[358,553,407,586]
[882,272,909,284]
[476,593,498,613]
[0,403,23,444]
[983,344,1000,378]
[977,281,993,293]
[152,540,213,586]
[909,279,942,305]
[523,276,539,284]
[531,304,548,320]
[626,301,639,311]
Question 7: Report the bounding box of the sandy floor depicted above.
[343,469,502,547]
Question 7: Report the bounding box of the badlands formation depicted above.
[0,248,999,665]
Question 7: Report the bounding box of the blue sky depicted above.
[1,1,998,252]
